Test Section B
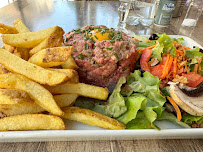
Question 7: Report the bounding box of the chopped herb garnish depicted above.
[110,40,115,43]
[102,75,105,80]
[106,47,113,50]
[124,66,129,69]
[114,53,120,60]
[80,53,84,60]
[88,51,91,54]
[84,37,88,40]
[73,41,76,44]
[65,37,68,42]
[85,43,88,50]
[90,37,95,43]
[75,28,81,31]
[112,36,116,40]
[101,46,105,49]
[94,35,98,39]
[94,27,101,29]
[69,36,73,39]
[74,31,81,34]
[108,35,112,40]
[73,49,77,52]
[93,46,96,49]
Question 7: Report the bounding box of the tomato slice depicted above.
[182,72,203,88]
[140,49,152,72]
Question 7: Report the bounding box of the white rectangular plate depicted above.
[0,35,202,142]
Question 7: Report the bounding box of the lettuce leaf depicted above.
[117,96,146,124]
[182,114,203,125]
[138,41,156,49]
[157,111,190,128]
[151,43,164,61]
[92,77,127,118]
[172,38,184,44]
[151,33,178,61]
[126,111,153,129]
[186,47,203,58]
[133,35,148,42]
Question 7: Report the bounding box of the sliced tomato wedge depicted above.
[182,72,203,88]
[140,49,152,72]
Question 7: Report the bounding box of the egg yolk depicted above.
[90,30,110,41]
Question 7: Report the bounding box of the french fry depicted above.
[0,64,9,74]
[13,52,22,58]
[2,26,64,48]
[47,83,108,100]
[0,23,18,34]
[0,89,34,104]
[0,48,68,86]
[0,73,63,116]
[62,107,125,129]
[15,47,30,61]
[0,114,66,131]
[3,43,17,53]
[28,46,73,68]
[13,18,31,60]
[29,34,64,56]
[13,18,30,33]
[62,56,79,69]
[48,68,79,83]
[0,94,78,116]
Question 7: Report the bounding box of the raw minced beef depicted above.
[64,25,138,87]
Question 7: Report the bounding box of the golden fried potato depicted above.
[0,64,9,74]
[2,26,64,48]
[29,34,64,56]
[0,48,68,86]
[48,68,79,83]
[13,52,21,58]
[0,89,34,104]
[28,46,73,68]
[13,18,30,33]
[0,23,18,34]
[0,73,63,116]
[3,43,17,53]
[0,114,65,131]
[62,56,79,70]
[15,47,30,61]
[0,94,78,116]
[62,107,125,129]
[47,83,108,100]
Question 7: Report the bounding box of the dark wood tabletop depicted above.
[0,0,202,151]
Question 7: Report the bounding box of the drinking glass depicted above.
[117,0,135,36]
[181,0,203,28]
[126,0,156,26]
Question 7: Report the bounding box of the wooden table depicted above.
[0,0,202,151]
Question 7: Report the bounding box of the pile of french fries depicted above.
[0,19,125,131]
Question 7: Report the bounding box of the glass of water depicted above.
[126,0,156,26]
[117,0,135,36]
[181,0,203,28]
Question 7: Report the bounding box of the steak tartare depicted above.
[64,25,138,87]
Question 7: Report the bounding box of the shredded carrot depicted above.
[167,96,182,121]
[173,41,178,45]
[176,50,183,55]
[194,64,198,73]
[185,47,191,50]
[173,57,177,78]
[137,48,143,52]
[161,55,173,79]
[146,45,156,49]
[134,38,140,42]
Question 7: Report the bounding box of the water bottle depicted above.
[154,0,177,26]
